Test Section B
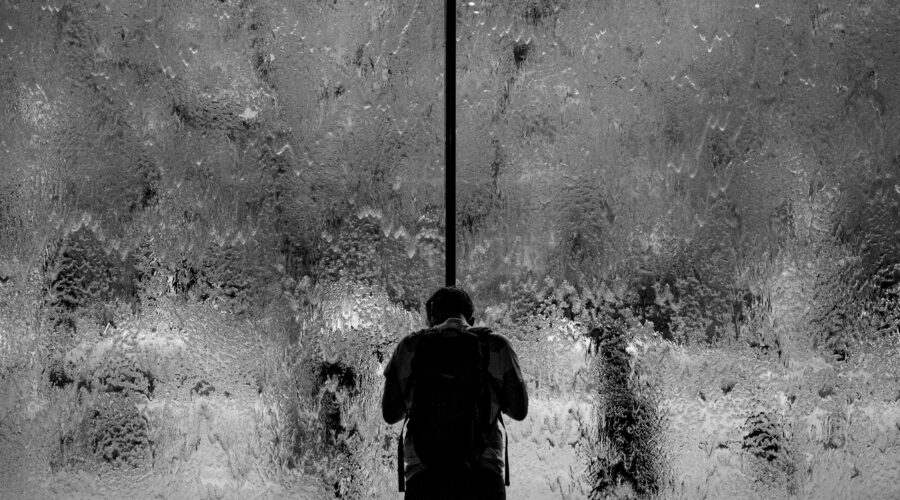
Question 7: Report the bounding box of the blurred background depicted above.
[1,0,899,498]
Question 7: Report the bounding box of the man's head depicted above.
[425,286,475,327]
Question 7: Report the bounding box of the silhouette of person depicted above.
[382,286,528,499]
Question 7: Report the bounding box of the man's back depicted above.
[383,316,528,499]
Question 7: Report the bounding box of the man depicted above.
[382,286,528,499]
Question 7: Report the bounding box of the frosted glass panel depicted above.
[456,1,900,499]
[1,0,443,498]
[1,0,899,499]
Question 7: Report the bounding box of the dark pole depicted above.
[445,0,456,287]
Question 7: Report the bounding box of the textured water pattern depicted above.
[1,0,900,499]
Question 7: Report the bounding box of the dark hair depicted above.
[425,286,474,326]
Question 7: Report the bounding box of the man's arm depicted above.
[381,348,406,425]
[500,340,528,421]
[382,370,406,424]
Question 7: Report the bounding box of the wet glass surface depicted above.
[1,0,899,498]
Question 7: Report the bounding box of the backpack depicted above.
[397,327,509,491]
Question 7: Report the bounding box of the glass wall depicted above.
[456,1,900,498]
[0,0,444,497]
[1,0,899,499]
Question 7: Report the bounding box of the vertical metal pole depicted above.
[445,0,456,287]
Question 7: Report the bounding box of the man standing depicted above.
[382,286,528,499]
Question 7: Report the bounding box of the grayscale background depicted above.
[1,0,899,498]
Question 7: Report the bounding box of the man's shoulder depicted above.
[397,326,515,351]
[402,327,434,340]
[469,327,517,352]
[395,328,433,351]
[385,329,432,376]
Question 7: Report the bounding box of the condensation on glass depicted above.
[1,1,899,499]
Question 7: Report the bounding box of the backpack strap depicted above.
[398,331,429,493]
[474,329,511,486]
[398,417,407,492]
[500,414,510,486]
